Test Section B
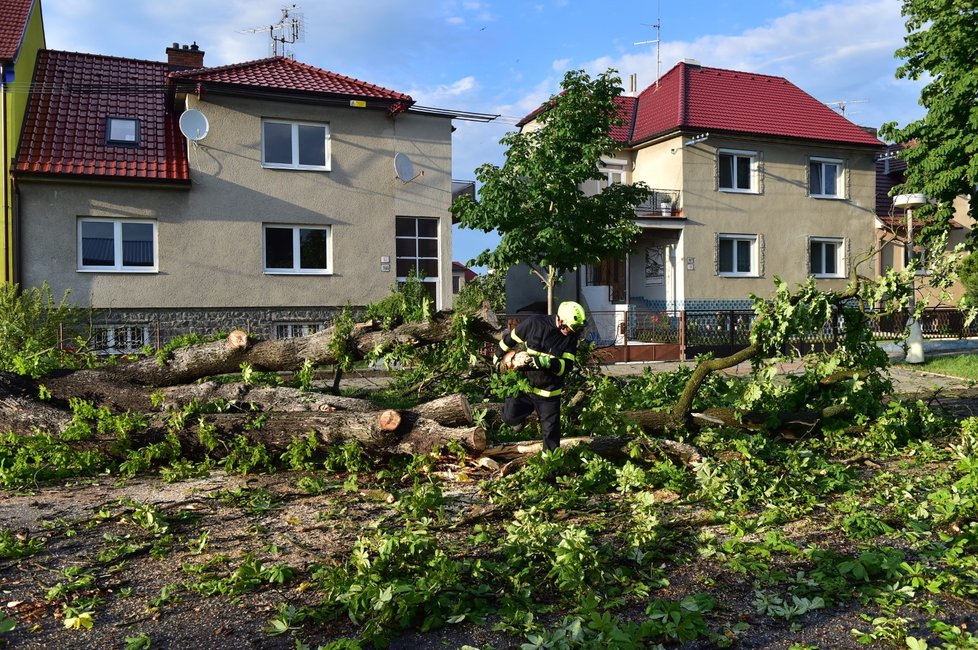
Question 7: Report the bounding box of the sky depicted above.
[41,0,925,267]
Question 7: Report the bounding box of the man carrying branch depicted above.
[495,301,586,451]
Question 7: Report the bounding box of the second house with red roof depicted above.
[508,59,883,348]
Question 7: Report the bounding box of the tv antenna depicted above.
[825,99,867,117]
[240,4,305,58]
[634,0,662,86]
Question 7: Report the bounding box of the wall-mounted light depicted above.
[671,133,709,154]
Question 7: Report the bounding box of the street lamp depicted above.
[893,193,929,364]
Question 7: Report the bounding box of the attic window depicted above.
[107,117,140,145]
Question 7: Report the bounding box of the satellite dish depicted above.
[394,152,417,182]
[179,109,210,142]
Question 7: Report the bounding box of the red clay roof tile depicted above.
[0,0,33,60]
[170,56,413,103]
[631,62,882,147]
[15,50,190,182]
[519,61,882,149]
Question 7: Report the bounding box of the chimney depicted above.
[166,42,205,70]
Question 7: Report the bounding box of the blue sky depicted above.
[41,0,924,266]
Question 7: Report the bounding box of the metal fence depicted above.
[66,306,978,360]
[501,306,978,362]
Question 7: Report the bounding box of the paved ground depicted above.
[598,354,977,394]
[597,350,978,422]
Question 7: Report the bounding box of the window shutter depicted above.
[758,234,765,277]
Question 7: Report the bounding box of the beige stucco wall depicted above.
[633,134,879,306]
[19,94,455,310]
[878,195,975,306]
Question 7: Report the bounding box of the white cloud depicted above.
[409,76,478,105]
[551,58,571,72]
[571,0,923,130]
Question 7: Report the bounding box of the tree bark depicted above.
[83,409,485,460]
[44,304,501,394]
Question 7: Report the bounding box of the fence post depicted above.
[680,310,687,361]
[728,310,735,348]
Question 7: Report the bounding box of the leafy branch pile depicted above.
[0,272,976,649]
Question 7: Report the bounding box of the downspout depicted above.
[1,62,9,285]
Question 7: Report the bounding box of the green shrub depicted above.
[0,282,85,377]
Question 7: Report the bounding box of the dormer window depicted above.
[107,117,140,145]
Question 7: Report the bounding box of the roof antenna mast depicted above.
[240,4,305,59]
[634,0,662,87]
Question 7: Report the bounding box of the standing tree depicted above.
[452,69,653,313]
[880,1,978,241]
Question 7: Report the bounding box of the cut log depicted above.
[378,409,401,431]
[106,410,486,460]
[411,393,472,428]
[159,382,379,414]
[228,329,249,350]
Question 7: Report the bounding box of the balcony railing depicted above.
[635,189,680,216]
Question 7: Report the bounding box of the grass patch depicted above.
[900,353,978,380]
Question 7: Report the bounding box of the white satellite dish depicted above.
[394,152,419,182]
[179,109,210,142]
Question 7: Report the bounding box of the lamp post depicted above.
[893,193,929,364]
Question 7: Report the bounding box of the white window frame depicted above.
[809,157,844,198]
[717,234,758,277]
[274,322,326,339]
[598,156,628,186]
[91,325,151,355]
[77,218,158,272]
[809,237,846,278]
[718,149,758,193]
[263,224,333,275]
[107,117,140,145]
[261,119,331,171]
[395,216,440,306]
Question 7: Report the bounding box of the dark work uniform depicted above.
[495,315,579,451]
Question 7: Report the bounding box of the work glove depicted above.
[534,354,552,369]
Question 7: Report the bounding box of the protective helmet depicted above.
[557,301,586,333]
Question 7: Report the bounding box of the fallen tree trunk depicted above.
[104,409,486,460]
[158,383,381,413]
[43,304,501,397]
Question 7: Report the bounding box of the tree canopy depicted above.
[452,69,652,312]
[880,1,978,240]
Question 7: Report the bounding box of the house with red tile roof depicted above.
[13,43,487,349]
[508,59,883,343]
[0,0,45,284]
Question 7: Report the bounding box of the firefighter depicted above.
[495,301,586,451]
